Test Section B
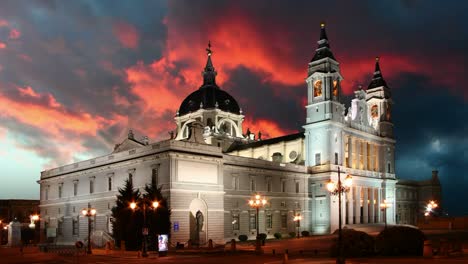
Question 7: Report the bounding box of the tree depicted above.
[144,183,171,250]
[111,179,142,250]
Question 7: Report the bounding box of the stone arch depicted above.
[217,118,241,137]
[188,198,208,246]
[177,119,196,140]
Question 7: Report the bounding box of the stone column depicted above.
[355,186,361,224]
[375,188,380,223]
[363,142,367,170]
[348,137,352,168]
[347,187,354,225]
[368,143,373,171]
[355,139,360,169]
[369,188,375,223]
[363,187,369,224]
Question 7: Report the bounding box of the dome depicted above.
[178,84,241,116]
[178,42,241,116]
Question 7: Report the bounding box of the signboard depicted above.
[158,234,168,253]
[173,221,179,232]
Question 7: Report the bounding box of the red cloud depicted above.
[0,42,6,49]
[243,118,295,139]
[9,29,21,39]
[0,86,126,138]
[112,21,140,49]
[0,20,8,27]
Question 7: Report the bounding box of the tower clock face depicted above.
[313,80,322,97]
[332,80,338,97]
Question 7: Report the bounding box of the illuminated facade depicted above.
[38,24,439,246]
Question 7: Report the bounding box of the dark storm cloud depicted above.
[392,73,468,215]
[224,66,305,131]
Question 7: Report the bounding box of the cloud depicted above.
[113,21,140,49]
[9,28,20,39]
[0,42,6,49]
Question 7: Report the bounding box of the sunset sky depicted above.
[0,1,466,215]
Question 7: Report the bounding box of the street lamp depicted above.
[424,200,438,217]
[249,194,267,251]
[293,214,302,238]
[29,214,40,229]
[130,199,159,257]
[326,166,352,264]
[81,205,97,254]
[380,200,390,229]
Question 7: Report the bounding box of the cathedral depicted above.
[38,24,441,246]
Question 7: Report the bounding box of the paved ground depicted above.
[1,230,467,264]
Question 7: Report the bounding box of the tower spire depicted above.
[310,22,336,62]
[368,56,387,89]
[202,40,217,86]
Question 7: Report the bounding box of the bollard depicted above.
[283,252,289,264]
[187,239,192,249]
[272,249,276,255]
[230,239,236,252]
[285,249,288,254]
[208,239,213,249]
[423,240,433,258]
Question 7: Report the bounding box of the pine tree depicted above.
[144,183,171,250]
[111,178,142,250]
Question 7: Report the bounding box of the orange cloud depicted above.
[9,28,21,39]
[0,20,8,27]
[243,118,295,139]
[113,21,140,49]
[0,86,125,137]
[0,42,6,49]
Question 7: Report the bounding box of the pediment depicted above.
[112,138,144,153]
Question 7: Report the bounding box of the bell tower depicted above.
[304,23,346,167]
[366,57,394,138]
[305,23,345,124]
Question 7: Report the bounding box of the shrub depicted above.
[274,232,282,239]
[289,232,296,238]
[301,231,310,237]
[238,234,248,242]
[330,229,375,258]
[375,226,425,256]
[258,233,267,241]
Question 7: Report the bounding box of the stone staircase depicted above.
[91,230,114,248]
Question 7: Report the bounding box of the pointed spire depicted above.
[368,56,388,89]
[202,40,217,86]
[311,22,336,62]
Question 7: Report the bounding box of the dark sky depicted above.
[0,0,466,216]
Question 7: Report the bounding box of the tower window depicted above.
[108,177,112,191]
[295,181,300,193]
[129,173,133,185]
[265,213,273,229]
[58,184,63,199]
[281,180,286,193]
[250,178,256,191]
[232,215,240,231]
[152,165,159,187]
[73,181,78,196]
[387,163,391,173]
[315,153,321,166]
[335,152,338,165]
[89,179,94,194]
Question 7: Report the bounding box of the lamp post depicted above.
[326,166,352,264]
[130,199,159,258]
[380,200,390,229]
[0,220,3,245]
[424,200,438,220]
[249,194,267,251]
[81,205,97,255]
[293,214,302,238]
